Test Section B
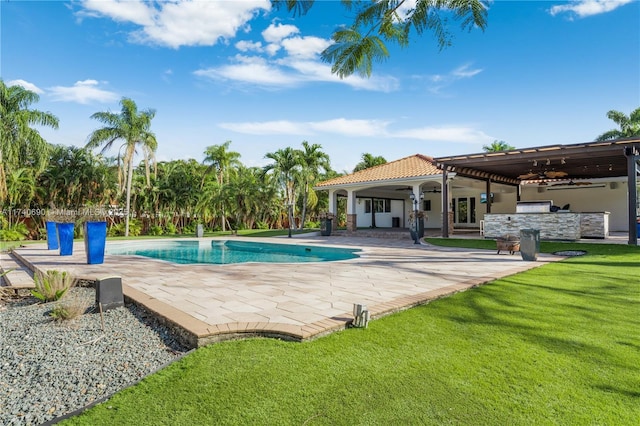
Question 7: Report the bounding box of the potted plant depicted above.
[81,206,108,264]
[54,209,76,256]
[319,212,335,236]
[44,210,59,250]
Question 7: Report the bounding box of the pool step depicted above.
[0,251,36,292]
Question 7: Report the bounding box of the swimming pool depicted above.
[106,240,360,265]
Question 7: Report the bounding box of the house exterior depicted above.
[315,139,640,244]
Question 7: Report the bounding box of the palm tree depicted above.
[0,79,58,203]
[297,141,331,228]
[595,107,640,141]
[5,168,36,226]
[86,97,157,236]
[482,140,515,152]
[277,0,488,78]
[202,141,242,232]
[353,153,387,172]
[263,147,301,231]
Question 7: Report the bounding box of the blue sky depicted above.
[2,0,639,173]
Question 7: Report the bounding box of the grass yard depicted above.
[64,241,640,425]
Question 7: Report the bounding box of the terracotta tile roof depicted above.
[316,154,441,188]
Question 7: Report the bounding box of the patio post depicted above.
[625,145,638,245]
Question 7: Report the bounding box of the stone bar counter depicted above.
[483,211,609,241]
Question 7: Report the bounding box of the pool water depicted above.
[106,240,360,265]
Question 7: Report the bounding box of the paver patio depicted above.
[10,236,559,347]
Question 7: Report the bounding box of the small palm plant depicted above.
[31,270,74,302]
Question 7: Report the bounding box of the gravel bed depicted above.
[0,287,189,425]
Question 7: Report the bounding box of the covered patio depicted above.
[435,138,640,245]
[315,138,640,245]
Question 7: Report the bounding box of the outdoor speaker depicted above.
[96,276,124,311]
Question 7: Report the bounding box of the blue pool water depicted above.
[106,240,360,265]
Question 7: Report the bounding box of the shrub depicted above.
[31,270,75,302]
[164,223,177,235]
[148,225,164,236]
[255,221,269,230]
[305,221,320,229]
[0,223,29,241]
[108,219,142,237]
[49,292,90,321]
[108,223,124,237]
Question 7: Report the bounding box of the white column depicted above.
[328,189,338,215]
[346,190,357,214]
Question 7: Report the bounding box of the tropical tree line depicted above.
[2,79,638,240]
[0,81,352,240]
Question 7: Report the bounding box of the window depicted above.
[374,199,391,213]
[364,199,371,213]
[423,200,431,211]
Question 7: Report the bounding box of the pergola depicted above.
[434,138,640,245]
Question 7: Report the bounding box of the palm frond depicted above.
[322,29,389,79]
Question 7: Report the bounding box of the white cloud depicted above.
[218,120,311,135]
[309,119,390,137]
[235,40,263,52]
[77,0,271,48]
[426,63,483,94]
[261,22,299,43]
[549,0,633,18]
[77,0,154,26]
[393,126,494,143]
[281,36,332,59]
[196,53,399,92]
[218,118,492,144]
[6,79,44,94]
[194,55,295,86]
[48,80,119,104]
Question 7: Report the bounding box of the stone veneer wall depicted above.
[484,213,581,240]
[346,214,357,232]
[580,212,609,238]
[484,212,609,240]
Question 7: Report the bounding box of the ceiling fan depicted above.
[518,170,568,180]
[424,187,442,193]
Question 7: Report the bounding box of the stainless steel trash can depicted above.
[520,229,540,261]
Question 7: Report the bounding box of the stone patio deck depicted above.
[8,236,559,347]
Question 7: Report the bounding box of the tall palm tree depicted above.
[353,153,387,172]
[86,97,157,236]
[263,147,301,231]
[298,141,330,228]
[595,107,640,141]
[482,140,515,152]
[0,79,58,203]
[202,141,242,232]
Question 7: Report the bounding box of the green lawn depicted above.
[64,241,640,425]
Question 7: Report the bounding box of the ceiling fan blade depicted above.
[518,172,538,179]
[544,171,568,178]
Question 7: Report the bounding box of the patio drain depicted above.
[552,250,587,256]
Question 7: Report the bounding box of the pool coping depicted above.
[11,237,558,348]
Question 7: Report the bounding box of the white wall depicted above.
[355,197,406,228]
[521,182,628,231]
